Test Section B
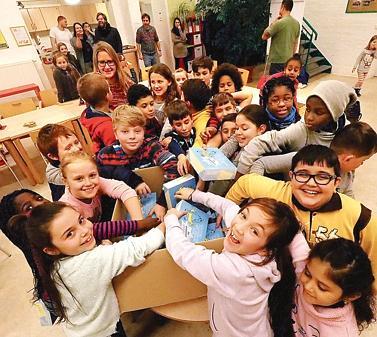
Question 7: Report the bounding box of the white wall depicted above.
[0,0,50,92]
[304,0,377,76]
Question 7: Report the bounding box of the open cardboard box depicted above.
[112,167,225,318]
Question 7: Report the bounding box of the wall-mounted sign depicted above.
[0,30,8,49]
[10,26,32,47]
[346,0,377,13]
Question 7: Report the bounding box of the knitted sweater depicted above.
[54,228,164,337]
[165,191,279,337]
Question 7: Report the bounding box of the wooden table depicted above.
[0,83,41,101]
[0,100,88,186]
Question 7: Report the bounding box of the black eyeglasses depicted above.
[292,171,338,185]
[97,60,115,68]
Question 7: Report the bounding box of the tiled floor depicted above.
[1,73,377,336]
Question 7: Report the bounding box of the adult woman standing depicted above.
[171,17,188,70]
[70,22,93,74]
[93,41,134,110]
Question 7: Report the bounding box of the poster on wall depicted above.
[0,30,8,49]
[346,0,377,13]
[10,26,32,47]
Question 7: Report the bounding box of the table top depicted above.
[0,100,83,142]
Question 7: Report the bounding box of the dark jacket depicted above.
[52,67,79,103]
[165,128,196,157]
[95,24,123,53]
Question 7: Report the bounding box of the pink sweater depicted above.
[165,191,280,337]
[60,177,137,222]
[289,234,359,337]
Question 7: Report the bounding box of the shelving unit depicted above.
[185,19,205,72]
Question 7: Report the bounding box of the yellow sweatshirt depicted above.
[226,174,377,279]
[192,108,211,147]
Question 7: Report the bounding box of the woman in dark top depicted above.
[70,22,93,74]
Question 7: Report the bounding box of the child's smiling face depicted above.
[300,258,344,306]
[219,75,236,93]
[214,101,236,122]
[289,161,340,211]
[44,207,96,256]
[150,72,171,99]
[115,125,145,155]
[267,85,294,119]
[224,205,276,256]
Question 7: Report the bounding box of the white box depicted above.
[193,33,201,45]
[194,46,203,58]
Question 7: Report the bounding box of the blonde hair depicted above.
[112,104,146,129]
[174,68,188,79]
[93,41,132,92]
[60,151,97,178]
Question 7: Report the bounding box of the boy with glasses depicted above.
[226,144,377,278]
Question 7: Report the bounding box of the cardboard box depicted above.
[163,174,196,209]
[193,33,201,45]
[188,147,237,181]
[194,46,203,58]
[113,238,224,313]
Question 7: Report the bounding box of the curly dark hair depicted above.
[211,63,243,95]
[261,76,295,108]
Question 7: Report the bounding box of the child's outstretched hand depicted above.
[175,187,195,201]
[160,136,172,148]
[136,216,161,232]
[177,154,191,176]
[135,182,151,196]
[166,208,187,219]
[200,127,217,144]
[149,204,167,222]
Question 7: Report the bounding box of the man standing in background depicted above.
[262,0,300,74]
[50,16,75,55]
[136,13,161,67]
[95,12,123,53]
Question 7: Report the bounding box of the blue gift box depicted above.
[126,192,157,220]
[188,148,236,181]
[176,200,210,243]
[163,174,196,209]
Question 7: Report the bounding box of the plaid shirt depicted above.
[97,137,179,207]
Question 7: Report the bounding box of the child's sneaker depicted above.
[354,88,361,97]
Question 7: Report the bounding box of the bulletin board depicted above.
[346,0,377,13]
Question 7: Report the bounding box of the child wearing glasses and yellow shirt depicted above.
[226,145,377,284]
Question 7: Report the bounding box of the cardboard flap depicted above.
[113,238,224,313]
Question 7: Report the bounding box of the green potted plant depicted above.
[196,0,270,79]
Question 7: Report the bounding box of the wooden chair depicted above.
[0,145,23,187]
[238,68,250,86]
[40,89,58,107]
[0,98,36,118]
[141,66,152,81]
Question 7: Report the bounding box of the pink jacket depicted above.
[165,191,280,337]
[289,233,359,337]
[60,177,137,222]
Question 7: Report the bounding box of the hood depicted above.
[307,80,357,122]
[244,254,281,292]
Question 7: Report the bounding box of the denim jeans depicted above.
[143,53,158,67]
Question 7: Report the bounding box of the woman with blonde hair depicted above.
[93,41,134,109]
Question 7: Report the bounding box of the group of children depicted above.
[1,49,377,337]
